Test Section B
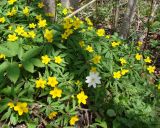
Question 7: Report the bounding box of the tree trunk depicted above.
[114,0,120,30]
[120,0,137,39]
[42,0,56,22]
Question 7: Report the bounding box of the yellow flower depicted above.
[63,19,72,29]
[41,55,51,65]
[8,0,17,5]
[54,56,63,64]
[144,56,152,63]
[50,88,62,98]
[72,18,81,30]
[147,66,155,74]
[70,115,79,125]
[7,7,17,17]
[48,112,57,119]
[38,19,47,28]
[81,29,86,33]
[92,55,101,64]
[23,7,29,16]
[38,2,44,8]
[66,28,73,35]
[119,58,127,65]
[136,46,140,50]
[61,33,68,39]
[135,53,142,60]
[77,91,88,104]
[88,27,93,31]
[85,18,93,26]
[14,102,28,116]
[113,71,121,79]
[44,29,53,43]
[47,77,58,87]
[7,33,18,42]
[35,79,46,89]
[57,3,62,7]
[86,45,94,53]
[62,8,68,15]
[8,25,13,31]
[111,42,120,47]
[96,29,105,37]
[138,41,143,47]
[0,17,5,23]
[21,31,29,38]
[105,35,110,39]
[15,26,25,35]
[75,80,80,86]
[121,69,129,75]
[79,41,85,47]
[46,13,54,17]
[157,84,160,90]
[18,64,22,68]
[90,67,97,72]
[28,31,36,39]
[61,28,73,39]
[36,14,42,21]
[29,23,36,29]
[7,102,14,108]
[0,53,5,59]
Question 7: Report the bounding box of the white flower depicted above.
[85,72,101,88]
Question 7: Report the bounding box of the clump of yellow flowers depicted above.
[113,69,129,79]
[8,102,29,116]
[61,17,82,40]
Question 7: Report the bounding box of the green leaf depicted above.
[17,46,24,60]
[18,98,34,102]
[7,62,20,83]
[0,61,10,82]
[10,113,18,125]
[1,87,11,96]
[94,118,108,128]
[22,60,34,73]
[22,46,42,61]
[1,108,11,121]
[30,58,45,67]
[0,61,9,74]
[0,43,19,57]
[0,98,10,114]
[54,43,67,49]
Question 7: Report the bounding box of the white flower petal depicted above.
[93,83,96,88]
[86,72,101,88]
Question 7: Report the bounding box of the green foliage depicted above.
[0,0,159,128]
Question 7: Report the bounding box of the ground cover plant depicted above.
[0,0,160,128]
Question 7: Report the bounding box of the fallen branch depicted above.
[65,0,96,18]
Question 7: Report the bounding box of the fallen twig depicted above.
[65,0,96,18]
